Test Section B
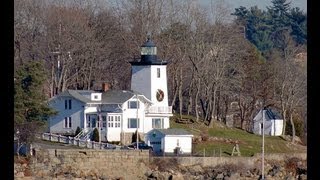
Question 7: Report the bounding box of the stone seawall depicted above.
[29,148,150,179]
[152,153,307,168]
[14,148,306,179]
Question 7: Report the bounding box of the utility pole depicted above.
[136,93,139,150]
[98,105,101,144]
[262,108,265,180]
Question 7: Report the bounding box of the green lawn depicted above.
[170,115,304,157]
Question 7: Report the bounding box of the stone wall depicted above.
[14,148,306,179]
[120,132,145,145]
[29,148,150,179]
[151,153,306,168]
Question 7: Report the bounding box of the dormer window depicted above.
[128,101,139,109]
[91,93,102,101]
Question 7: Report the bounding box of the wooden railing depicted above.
[146,106,172,114]
[41,133,121,150]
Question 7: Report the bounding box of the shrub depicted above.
[131,130,141,143]
[75,126,81,136]
[285,157,301,175]
[200,132,209,142]
[91,128,99,142]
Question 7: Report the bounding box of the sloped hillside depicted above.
[170,115,306,157]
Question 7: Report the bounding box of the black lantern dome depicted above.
[130,37,167,65]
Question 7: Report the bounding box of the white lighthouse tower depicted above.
[130,37,172,131]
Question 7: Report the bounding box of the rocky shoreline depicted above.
[15,155,306,180]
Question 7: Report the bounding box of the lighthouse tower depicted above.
[130,37,172,130]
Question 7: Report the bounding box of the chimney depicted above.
[102,83,110,92]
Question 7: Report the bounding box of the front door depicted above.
[100,115,107,141]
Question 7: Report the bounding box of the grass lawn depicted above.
[170,114,305,157]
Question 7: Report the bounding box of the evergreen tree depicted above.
[232,1,306,54]
[92,128,100,142]
[75,126,81,136]
[289,7,307,44]
[131,130,141,143]
[14,60,56,155]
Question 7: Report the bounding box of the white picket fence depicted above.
[41,133,121,150]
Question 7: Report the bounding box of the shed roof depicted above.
[265,109,282,119]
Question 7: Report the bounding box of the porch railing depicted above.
[41,133,121,150]
[146,106,172,114]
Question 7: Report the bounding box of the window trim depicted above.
[152,118,164,129]
[128,118,139,129]
[64,117,72,128]
[108,115,121,128]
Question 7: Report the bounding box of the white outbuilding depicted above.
[145,128,193,155]
[252,108,283,136]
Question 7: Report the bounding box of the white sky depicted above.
[199,0,307,12]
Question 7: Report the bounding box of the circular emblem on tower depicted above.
[156,89,164,102]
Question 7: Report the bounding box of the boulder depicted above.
[216,173,224,179]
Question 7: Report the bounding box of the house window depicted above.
[115,116,121,128]
[102,116,107,127]
[91,116,96,127]
[64,117,72,128]
[157,68,160,78]
[69,99,72,109]
[65,100,68,109]
[108,116,113,128]
[128,101,139,109]
[87,116,91,128]
[128,118,139,128]
[152,118,164,129]
[65,99,72,109]
[108,115,121,128]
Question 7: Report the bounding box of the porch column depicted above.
[83,107,87,132]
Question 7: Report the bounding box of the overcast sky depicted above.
[200,0,307,12]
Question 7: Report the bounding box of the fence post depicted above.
[49,133,52,141]
[58,135,61,143]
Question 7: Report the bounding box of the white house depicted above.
[48,38,173,144]
[145,129,193,155]
[252,108,283,136]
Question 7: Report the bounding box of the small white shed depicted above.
[253,108,283,136]
[145,128,193,155]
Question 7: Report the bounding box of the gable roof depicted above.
[59,90,93,103]
[154,128,193,136]
[265,109,282,119]
[53,89,152,104]
[253,108,282,122]
[102,90,135,104]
